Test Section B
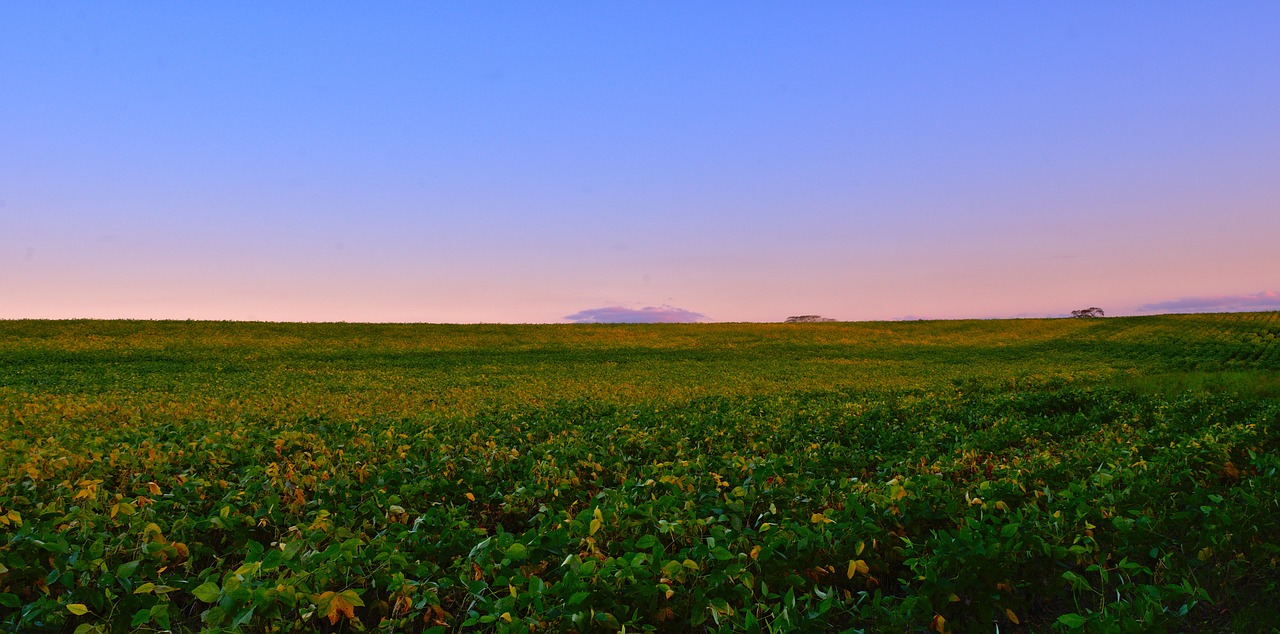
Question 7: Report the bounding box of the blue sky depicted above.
[4,3,1278,322]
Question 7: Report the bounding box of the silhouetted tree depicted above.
[1071,307,1105,318]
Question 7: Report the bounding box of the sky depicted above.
[3,3,1278,323]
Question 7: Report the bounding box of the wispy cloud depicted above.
[565,305,708,324]
[1136,290,1280,314]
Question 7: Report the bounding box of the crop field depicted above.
[1,313,1278,632]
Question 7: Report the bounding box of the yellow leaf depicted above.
[147,482,162,496]
[316,590,361,625]
[891,485,908,501]
[500,612,513,622]
[1005,608,1021,625]
[856,540,865,556]
[465,492,475,502]
[67,603,89,615]
[749,545,761,560]
[930,614,947,633]
[589,507,605,535]
[847,559,870,578]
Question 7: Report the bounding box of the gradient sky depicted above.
[4,3,1278,323]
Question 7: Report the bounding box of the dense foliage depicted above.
[1,313,1277,632]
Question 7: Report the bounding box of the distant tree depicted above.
[785,315,836,323]
[1071,307,1105,318]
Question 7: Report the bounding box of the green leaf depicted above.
[192,581,221,603]
[150,603,171,629]
[711,546,734,561]
[636,535,657,549]
[116,560,140,579]
[282,540,305,561]
[131,608,151,627]
[1057,613,1087,628]
[203,606,227,628]
[0,593,20,608]
[230,605,256,629]
[261,549,284,571]
[67,603,90,616]
[233,562,260,577]
[468,537,492,559]
[133,583,156,594]
[505,543,528,560]
[338,589,365,608]
[73,625,97,634]
[567,591,590,605]
[1061,571,1092,592]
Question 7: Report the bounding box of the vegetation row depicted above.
[1,312,1277,632]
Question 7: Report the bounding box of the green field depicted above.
[2,313,1278,632]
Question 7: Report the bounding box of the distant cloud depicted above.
[1137,290,1280,314]
[565,305,708,324]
